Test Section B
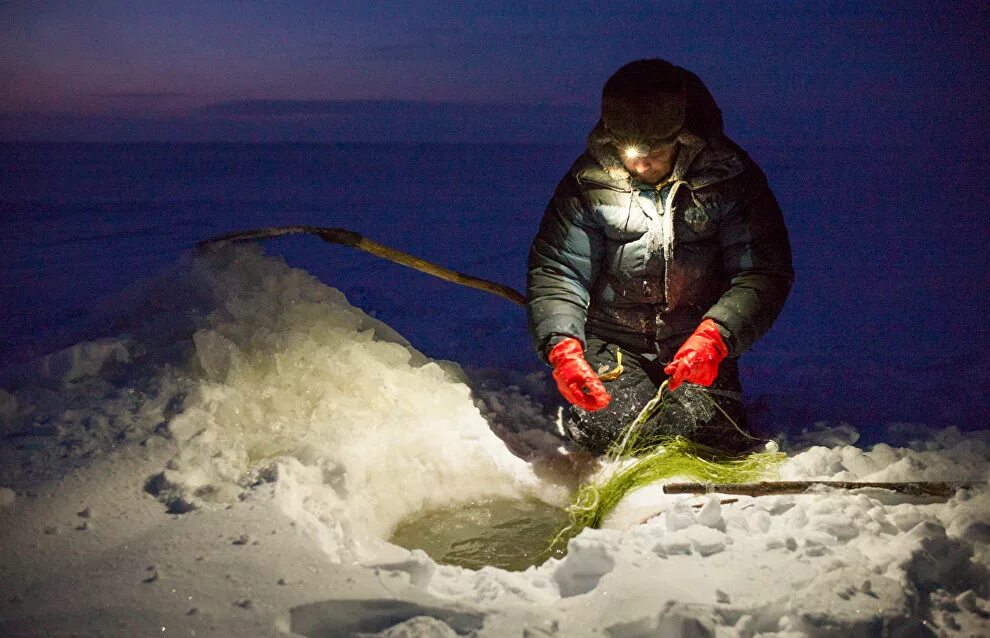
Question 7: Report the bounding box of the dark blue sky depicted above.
[1,1,986,144]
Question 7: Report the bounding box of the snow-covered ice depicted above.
[1,248,988,637]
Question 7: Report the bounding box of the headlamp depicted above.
[612,130,682,161]
[624,146,645,160]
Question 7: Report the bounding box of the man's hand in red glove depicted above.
[548,338,611,411]
[664,319,729,391]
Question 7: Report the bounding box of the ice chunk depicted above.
[554,539,614,597]
[889,506,926,533]
[838,445,881,477]
[695,496,724,531]
[814,514,860,542]
[788,569,916,636]
[369,549,436,589]
[34,338,131,383]
[749,508,772,533]
[604,602,716,638]
[663,537,694,555]
[665,501,695,532]
[689,527,727,556]
[903,522,975,591]
[192,329,241,381]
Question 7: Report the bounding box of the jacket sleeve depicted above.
[703,166,794,356]
[526,176,604,360]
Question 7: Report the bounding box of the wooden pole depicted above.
[197,225,527,307]
[662,480,976,498]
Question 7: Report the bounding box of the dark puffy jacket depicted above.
[527,125,793,359]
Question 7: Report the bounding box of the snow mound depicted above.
[2,247,551,559]
[154,247,552,555]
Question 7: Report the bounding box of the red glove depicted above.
[548,338,611,411]
[664,319,729,391]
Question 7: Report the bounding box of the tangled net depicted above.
[549,381,786,549]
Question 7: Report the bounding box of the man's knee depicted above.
[563,347,655,453]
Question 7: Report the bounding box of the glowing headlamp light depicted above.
[624,146,645,160]
[614,132,680,161]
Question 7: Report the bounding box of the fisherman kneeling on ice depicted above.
[527,59,793,454]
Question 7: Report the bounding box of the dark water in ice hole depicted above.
[389,497,570,571]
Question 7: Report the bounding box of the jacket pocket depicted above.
[676,197,722,242]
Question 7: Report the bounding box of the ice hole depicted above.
[388,496,570,571]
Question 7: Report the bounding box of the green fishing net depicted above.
[551,381,786,547]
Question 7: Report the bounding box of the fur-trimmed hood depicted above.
[578,118,746,191]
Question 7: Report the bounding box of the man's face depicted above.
[620,140,679,185]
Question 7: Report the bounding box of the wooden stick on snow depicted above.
[197,225,527,307]
[663,480,978,498]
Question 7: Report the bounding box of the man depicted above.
[527,59,793,454]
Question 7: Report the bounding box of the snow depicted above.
[1,248,988,637]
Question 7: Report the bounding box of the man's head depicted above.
[601,59,688,184]
[601,59,687,150]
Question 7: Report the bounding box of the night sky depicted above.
[1,1,987,145]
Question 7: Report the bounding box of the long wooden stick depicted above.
[663,481,977,498]
[197,225,527,306]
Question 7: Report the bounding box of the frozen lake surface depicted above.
[2,142,987,437]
